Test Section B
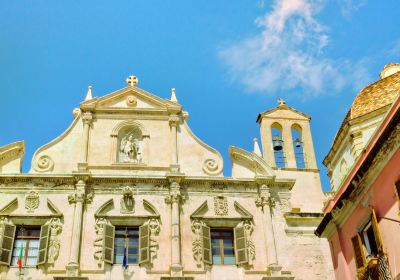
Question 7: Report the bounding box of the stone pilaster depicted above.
[169,114,180,172]
[256,184,279,271]
[66,180,90,277]
[165,181,184,276]
[78,112,93,171]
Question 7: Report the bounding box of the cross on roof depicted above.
[277,98,286,106]
[126,76,139,87]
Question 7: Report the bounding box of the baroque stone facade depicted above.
[0,77,333,280]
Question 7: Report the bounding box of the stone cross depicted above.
[126,75,139,87]
[277,98,286,106]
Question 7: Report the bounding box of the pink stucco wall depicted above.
[329,147,400,279]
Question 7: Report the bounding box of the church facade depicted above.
[0,76,333,280]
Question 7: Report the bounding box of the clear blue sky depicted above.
[1,1,399,191]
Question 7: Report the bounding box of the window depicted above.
[11,227,40,266]
[351,209,382,270]
[114,227,139,264]
[211,229,235,265]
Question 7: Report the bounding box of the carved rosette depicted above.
[191,219,206,266]
[47,218,63,264]
[94,218,107,266]
[126,95,137,107]
[120,186,135,214]
[214,196,228,216]
[25,191,39,213]
[34,155,54,172]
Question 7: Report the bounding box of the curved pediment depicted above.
[229,146,274,178]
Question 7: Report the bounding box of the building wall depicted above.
[327,147,400,279]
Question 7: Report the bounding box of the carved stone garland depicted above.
[148,218,161,262]
[47,218,63,264]
[94,218,107,266]
[191,219,206,266]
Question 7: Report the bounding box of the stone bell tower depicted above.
[257,99,318,170]
[256,99,324,213]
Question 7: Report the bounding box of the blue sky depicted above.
[0,1,399,191]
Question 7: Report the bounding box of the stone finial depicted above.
[277,98,286,106]
[170,87,178,103]
[126,76,139,87]
[85,86,93,101]
[253,138,262,157]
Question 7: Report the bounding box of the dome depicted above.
[350,69,400,119]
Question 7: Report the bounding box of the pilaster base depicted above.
[65,262,80,277]
[169,164,180,173]
[54,277,88,280]
[264,264,294,280]
[161,278,194,280]
[170,263,183,277]
[77,162,88,171]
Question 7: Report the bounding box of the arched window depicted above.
[291,124,306,169]
[271,123,285,168]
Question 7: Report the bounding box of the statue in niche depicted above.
[120,186,135,213]
[119,128,143,163]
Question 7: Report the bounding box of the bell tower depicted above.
[257,99,318,170]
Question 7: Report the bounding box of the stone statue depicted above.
[119,132,142,163]
[47,218,62,264]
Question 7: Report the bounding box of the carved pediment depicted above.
[81,86,181,112]
[0,197,62,219]
[95,198,160,219]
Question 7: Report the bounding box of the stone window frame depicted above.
[0,213,63,268]
[94,199,160,268]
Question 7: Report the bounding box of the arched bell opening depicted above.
[291,124,306,169]
[271,122,285,168]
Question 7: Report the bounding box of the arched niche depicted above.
[270,122,285,168]
[110,120,150,164]
[291,123,306,168]
[339,159,348,181]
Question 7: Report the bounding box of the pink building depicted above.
[316,65,400,280]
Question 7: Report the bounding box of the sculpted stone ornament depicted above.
[119,130,143,163]
[191,219,206,266]
[202,159,220,175]
[165,183,184,204]
[35,155,54,172]
[148,218,161,262]
[126,95,137,107]
[94,218,107,266]
[25,190,39,213]
[47,218,63,264]
[214,196,228,216]
[242,220,256,265]
[120,186,135,213]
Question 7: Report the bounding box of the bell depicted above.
[273,135,283,151]
[295,138,302,148]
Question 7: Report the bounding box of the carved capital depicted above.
[68,191,92,204]
[82,112,93,125]
[169,114,180,127]
[256,184,274,210]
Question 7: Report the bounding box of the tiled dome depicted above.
[350,67,400,119]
